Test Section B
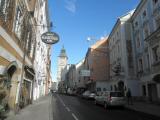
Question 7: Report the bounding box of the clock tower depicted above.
[57,46,68,83]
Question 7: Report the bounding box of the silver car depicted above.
[95,91,125,108]
[82,91,96,100]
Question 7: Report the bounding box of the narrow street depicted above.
[1,0,160,120]
[51,94,160,120]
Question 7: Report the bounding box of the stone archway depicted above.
[3,61,18,110]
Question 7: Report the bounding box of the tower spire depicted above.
[59,45,67,58]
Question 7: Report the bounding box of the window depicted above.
[117,31,119,37]
[136,36,141,48]
[143,26,150,39]
[135,21,138,27]
[138,58,143,72]
[0,0,8,21]
[110,92,124,97]
[142,85,146,96]
[14,7,22,37]
[153,0,158,4]
[103,88,106,91]
[97,87,101,92]
[40,0,43,7]
[152,46,159,63]
[110,85,113,91]
[142,10,147,18]
[146,54,150,69]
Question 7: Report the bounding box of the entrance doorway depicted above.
[148,83,158,102]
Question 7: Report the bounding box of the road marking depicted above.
[57,95,66,106]
[66,107,71,112]
[72,113,79,120]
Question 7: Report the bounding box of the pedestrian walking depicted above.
[126,88,133,105]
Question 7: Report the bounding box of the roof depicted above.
[59,46,67,57]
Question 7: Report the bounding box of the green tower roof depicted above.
[59,46,67,57]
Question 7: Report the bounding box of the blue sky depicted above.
[48,0,140,81]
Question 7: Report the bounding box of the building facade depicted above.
[131,0,160,102]
[0,0,51,111]
[84,38,110,92]
[0,0,37,110]
[33,0,51,100]
[75,59,85,94]
[109,11,140,96]
[60,64,71,93]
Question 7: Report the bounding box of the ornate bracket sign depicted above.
[41,32,59,44]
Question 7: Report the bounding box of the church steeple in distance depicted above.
[57,46,68,82]
[59,45,68,58]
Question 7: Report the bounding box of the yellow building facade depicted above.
[0,0,37,110]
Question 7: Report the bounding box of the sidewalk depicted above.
[125,101,160,118]
[6,95,53,120]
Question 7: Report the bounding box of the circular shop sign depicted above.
[41,32,59,44]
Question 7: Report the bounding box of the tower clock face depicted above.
[59,58,67,66]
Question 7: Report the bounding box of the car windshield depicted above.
[110,92,124,97]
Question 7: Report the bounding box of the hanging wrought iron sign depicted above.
[41,32,59,44]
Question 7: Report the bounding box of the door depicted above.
[148,83,158,102]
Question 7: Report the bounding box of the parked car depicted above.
[82,90,90,99]
[67,88,76,96]
[82,91,96,100]
[94,91,125,108]
[88,93,96,100]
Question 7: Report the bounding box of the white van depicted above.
[95,91,125,108]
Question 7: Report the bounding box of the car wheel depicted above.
[104,102,107,109]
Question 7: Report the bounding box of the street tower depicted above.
[57,46,68,83]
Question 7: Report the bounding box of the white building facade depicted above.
[131,0,160,102]
[33,0,51,100]
[109,11,140,96]
[75,59,85,90]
